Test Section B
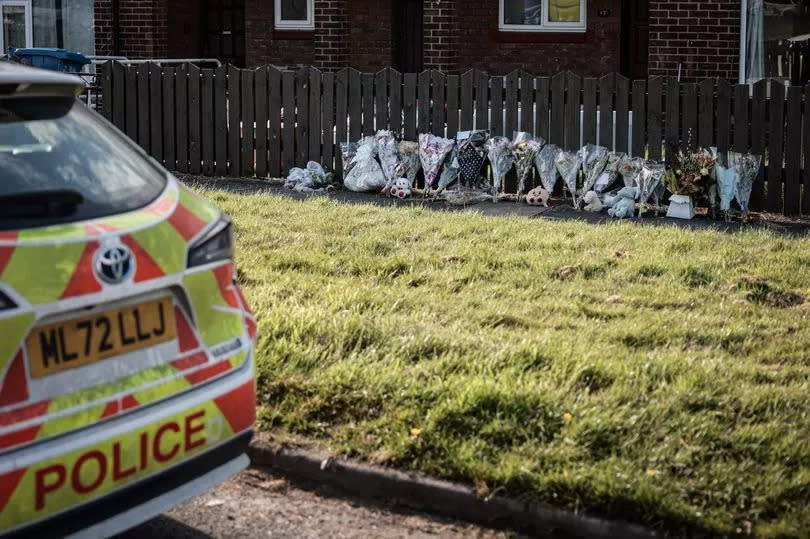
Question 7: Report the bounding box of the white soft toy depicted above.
[525,186,550,207]
[390,178,412,199]
[582,191,603,212]
[607,187,638,219]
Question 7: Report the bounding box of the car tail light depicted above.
[187,215,233,268]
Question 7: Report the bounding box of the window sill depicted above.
[489,28,587,43]
[273,29,315,40]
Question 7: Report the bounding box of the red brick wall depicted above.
[455,0,622,76]
[245,0,316,68]
[648,0,741,82]
[94,0,168,58]
[315,0,348,70]
[423,0,457,72]
[344,0,392,71]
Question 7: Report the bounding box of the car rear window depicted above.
[0,97,166,230]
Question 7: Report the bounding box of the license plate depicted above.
[26,297,176,378]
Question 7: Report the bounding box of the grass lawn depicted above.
[207,188,810,537]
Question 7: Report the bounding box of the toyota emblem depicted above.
[94,244,134,284]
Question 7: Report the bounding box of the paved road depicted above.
[118,467,509,539]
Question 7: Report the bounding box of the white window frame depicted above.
[274,0,314,30]
[0,0,33,52]
[498,0,587,33]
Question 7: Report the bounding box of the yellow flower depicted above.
[563,469,569,479]
[563,412,573,424]
[410,427,422,437]
[646,469,656,477]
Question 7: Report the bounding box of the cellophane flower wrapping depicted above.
[456,130,489,188]
[375,130,400,193]
[486,136,515,201]
[284,161,334,193]
[555,150,583,206]
[535,144,561,193]
[513,134,544,197]
[418,133,455,192]
[436,146,461,194]
[396,140,421,188]
[580,145,610,201]
[343,137,387,192]
[594,152,626,194]
[618,157,643,188]
[715,154,739,213]
[340,141,360,177]
[729,152,762,214]
[637,161,665,215]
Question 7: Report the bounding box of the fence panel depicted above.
[615,75,629,154]
[716,79,732,157]
[520,72,533,133]
[475,70,489,132]
[491,75,504,137]
[550,73,565,147]
[215,65,228,176]
[202,69,215,176]
[535,76,550,142]
[682,83,698,151]
[665,77,679,156]
[804,84,810,214]
[564,73,581,151]
[282,70,296,174]
[582,77,597,146]
[418,71,430,135]
[460,70,474,131]
[309,68,322,165]
[599,74,613,150]
[334,69,348,177]
[375,69,388,132]
[389,70,402,138]
[403,72,417,141]
[631,79,646,158]
[768,81,785,213]
[254,67,268,178]
[431,70,446,137]
[785,86,802,216]
[296,69,310,167]
[241,69,255,177]
[447,74,459,137]
[505,70,519,136]
[322,71,335,174]
[162,67,175,171]
[647,76,663,160]
[188,64,201,174]
[750,80,767,210]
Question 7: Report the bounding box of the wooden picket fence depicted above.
[97,61,810,216]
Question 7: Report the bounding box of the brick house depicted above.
[4,1,806,84]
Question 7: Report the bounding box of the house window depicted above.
[499,0,586,33]
[0,0,32,52]
[741,0,810,84]
[32,0,95,55]
[275,0,313,30]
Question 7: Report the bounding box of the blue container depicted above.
[8,48,90,73]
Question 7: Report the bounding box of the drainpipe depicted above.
[112,0,121,56]
[739,0,748,84]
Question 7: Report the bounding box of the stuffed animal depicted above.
[582,191,603,212]
[607,187,638,219]
[390,178,412,199]
[525,186,550,207]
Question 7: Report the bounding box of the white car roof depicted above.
[0,60,85,97]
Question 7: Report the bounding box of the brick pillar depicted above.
[315,0,348,71]
[423,0,458,73]
[94,0,113,56]
[648,0,741,82]
[93,0,169,59]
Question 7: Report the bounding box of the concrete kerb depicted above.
[248,435,658,539]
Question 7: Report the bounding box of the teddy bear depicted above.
[607,186,638,219]
[582,191,603,212]
[524,186,550,207]
[389,178,412,199]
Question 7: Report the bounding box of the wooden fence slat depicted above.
[112,62,125,130]
[100,62,113,120]
[266,67,281,177]
[582,77,597,145]
[296,68,310,167]
[446,74,459,138]
[174,65,188,173]
[768,81,785,213]
[254,67,268,178]
[520,72,533,134]
[418,71,430,134]
[550,72,565,146]
[505,70,519,136]
[564,73,581,151]
[665,77,680,155]
[201,69,215,176]
[137,64,150,152]
[149,63,163,162]
[716,79,732,156]
[615,75,629,153]
[125,65,138,143]
[282,70,296,174]
[491,75,504,137]
[460,70,474,131]
[389,70,402,138]
[682,82,698,151]
[241,69,255,177]
[348,68,362,142]
[750,79,767,211]
[403,72,417,140]
[375,69,388,131]
[804,84,810,214]
[361,72,374,136]
[309,68,322,165]
[784,86,802,216]
[334,69,347,176]
[431,70,446,137]
[599,74,613,149]
[162,67,175,170]
[475,70,489,131]
[698,79,714,149]
[214,65,228,176]
[321,71,334,174]
[733,84,749,154]
[646,76,663,160]
[536,76,550,141]
[227,65,241,175]
[631,79,646,158]
[188,64,201,174]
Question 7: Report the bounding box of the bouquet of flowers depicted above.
[618,157,644,188]
[579,144,610,203]
[535,144,561,193]
[418,134,455,194]
[340,141,360,177]
[396,140,421,189]
[638,161,666,216]
[593,152,626,193]
[729,151,762,216]
[376,130,400,195]
[555,150,583,206]
[343,137,386,192]
[486,136,515,202]
[512,132,545,199]
[436,146,461,195]
[662,147,716,196]
[456,130,489,188]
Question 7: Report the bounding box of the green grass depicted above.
[207,188,810,537]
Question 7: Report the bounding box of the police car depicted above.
[0,62,257,537]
